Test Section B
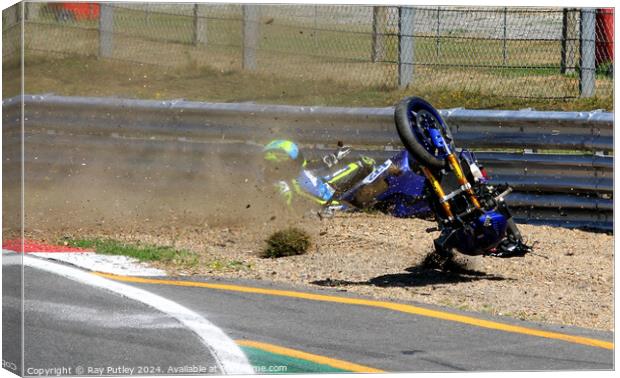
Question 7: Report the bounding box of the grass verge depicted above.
[6,54,613,111]
[63,237,199,267]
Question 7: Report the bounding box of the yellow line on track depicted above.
[236,340,384,373]
[94,272,614,351]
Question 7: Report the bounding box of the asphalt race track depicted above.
[2,254,614,375]
[3,265,224,376]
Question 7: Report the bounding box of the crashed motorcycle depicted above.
[323,97,531,258]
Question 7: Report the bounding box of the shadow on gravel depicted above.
[311,260,509,289]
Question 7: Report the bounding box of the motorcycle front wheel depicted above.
[394,96,455,170]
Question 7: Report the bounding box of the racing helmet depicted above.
[262,139,305,181]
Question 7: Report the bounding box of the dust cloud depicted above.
[23,136,321,244]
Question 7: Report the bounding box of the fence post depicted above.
[242,4,259,70]
[27,2,42,20]
[435,7,440,58]
[502,7,508,65]
[579,8,596,97]
[398,7,415,88]
[561,8,578,74]
[145,4,151,27]
[371,6,387,62]
[99,4,114,58]
[313,5,318,49]
[192,4,208,46]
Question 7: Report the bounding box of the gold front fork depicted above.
[421,153,482,220]
[420,166,454,220]
[446,154,481,209]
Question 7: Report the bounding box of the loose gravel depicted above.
[82,212,613,331]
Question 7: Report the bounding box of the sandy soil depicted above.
[16,141,613,332]
[66,211,614,332]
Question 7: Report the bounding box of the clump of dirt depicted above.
[420,251,475,273]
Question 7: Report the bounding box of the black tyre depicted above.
[394,96,455,170]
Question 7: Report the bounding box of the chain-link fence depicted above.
[2,3,21,67]
[12,3,615,99]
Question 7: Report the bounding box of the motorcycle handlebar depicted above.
[494,187,513,202]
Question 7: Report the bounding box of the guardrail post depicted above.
[579,8,596,97]
[99,4,114,59]
[192,4,207,46]
[242,4,259,70]
[398,6,415,88]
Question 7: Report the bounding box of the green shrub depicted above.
[261,228,311,258]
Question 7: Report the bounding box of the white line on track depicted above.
[29,252,167,276]
[6,252,254,375]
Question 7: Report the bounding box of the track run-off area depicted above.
[2,242,614,375]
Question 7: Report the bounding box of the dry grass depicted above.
[5,54,612,112]
[8,13,612,106]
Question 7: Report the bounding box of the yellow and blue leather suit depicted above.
[263,139,376,208]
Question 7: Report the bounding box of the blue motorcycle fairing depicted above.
[334,150,430,218]
[375,151,430,217]
[455,210,508,254]
[428,128,446,149]
[478,211,509,238]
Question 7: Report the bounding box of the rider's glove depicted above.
[322,146,352,168]
[275,181,293,206]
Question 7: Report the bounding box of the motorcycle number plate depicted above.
[362,159,392,185]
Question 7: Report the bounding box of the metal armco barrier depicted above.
[2,95,613,230]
